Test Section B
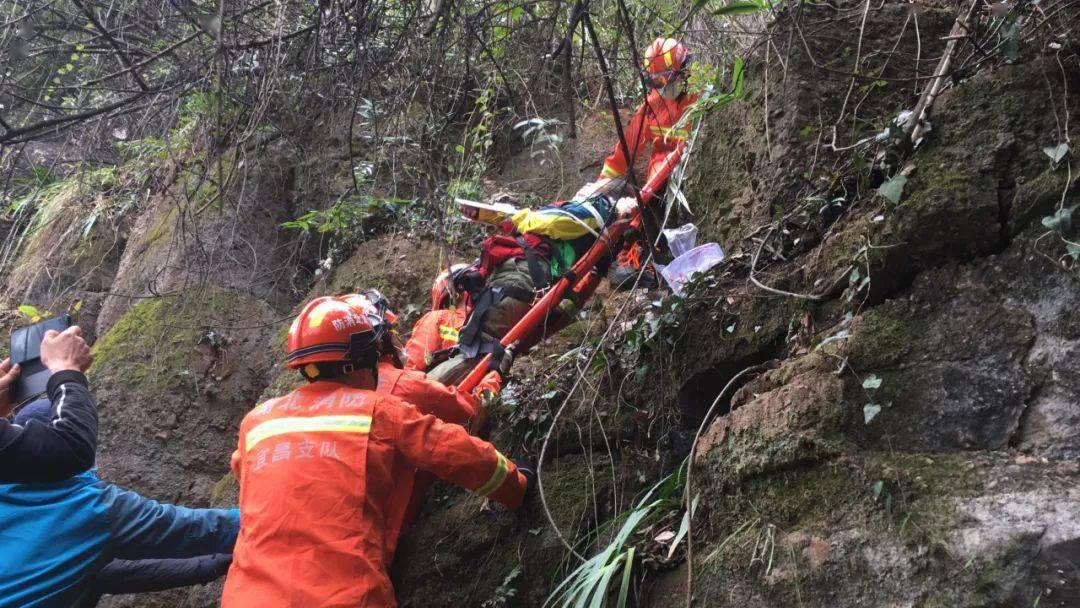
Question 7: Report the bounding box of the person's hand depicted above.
[0,358,22,418]
[496,342,517,378]
[40,326,92,374]
[513,459,537,500]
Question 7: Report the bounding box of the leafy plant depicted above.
[481,566,521,608]
[711,0,772,17]
[677,57,748,127]
[447,81,503,203]
[1041,205,1075,234]
[863,403,882,424]
[862,374,883,390]
[1042,143,1070,164]
[545,461,691,608]
[283,196,413,235]
[17,305,51,323]
[619,296,684,378]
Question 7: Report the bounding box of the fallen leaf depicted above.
[654,531,676,544]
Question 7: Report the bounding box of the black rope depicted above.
[581,10,643,207]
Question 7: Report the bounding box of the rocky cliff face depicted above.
[0,1,1075,606]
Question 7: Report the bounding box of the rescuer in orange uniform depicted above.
[600,37,697,289]
[343,288,500,430]
[341,289,509,550]
[403,264,474,372]
[599,37,696,185]
[222,296,534,607]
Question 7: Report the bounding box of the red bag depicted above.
[477,233,549,277]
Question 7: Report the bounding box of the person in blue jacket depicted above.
[0,406,240,607]
[10,401,235,608]
[0,325,99,482]
[0,470,240,608]
[78,554,233,607]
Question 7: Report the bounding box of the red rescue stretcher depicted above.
[457,144,684,392]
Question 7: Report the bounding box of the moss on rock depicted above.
[92,298,190,392]
[92,289,264,393]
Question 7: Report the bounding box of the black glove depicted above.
[498,343,516,377]
[488,342,516,377]
[514,459,537,500]
[456,269,486,296]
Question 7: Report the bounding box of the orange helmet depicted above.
[431,263,472,310]
[285,295,384,370]
[642,38,689,88]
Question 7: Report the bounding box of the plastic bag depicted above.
[662,223,698,258]
[659,243,724,295]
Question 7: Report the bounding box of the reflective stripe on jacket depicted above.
[223,380,526,607]
[403,308,468,372]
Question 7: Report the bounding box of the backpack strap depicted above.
[517,236,551,290]
[457,285,534,357]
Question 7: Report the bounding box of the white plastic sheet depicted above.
[660,243,725,295]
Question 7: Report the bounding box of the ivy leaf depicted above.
[1041,205,1075,233]
[1067,242,1080,257]
[862,374,883,390]
[1042,143,1070,164]
[863,403,882,424]
[877,175,908,204]
[712,1,766,16]
[17,305,40,319]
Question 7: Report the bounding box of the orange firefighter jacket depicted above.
[375,361,500,556]
[376,361,497,429]
[403,307,468,372]
[600,89,698,183]
[222,379,527,608]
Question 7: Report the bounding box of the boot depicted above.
[608,241,658,290]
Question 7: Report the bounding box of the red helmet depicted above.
[431,263,473,310]
[285,296,383,370]
[642,38,689,88]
